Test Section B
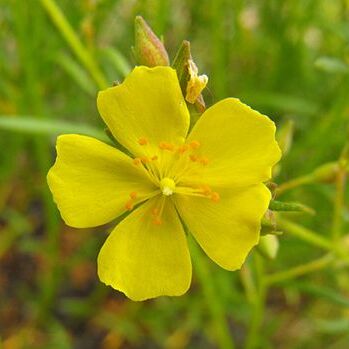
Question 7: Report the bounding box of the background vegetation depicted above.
[1,0,349,348]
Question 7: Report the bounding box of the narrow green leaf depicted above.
[315,318,349,334]
[294,282,349,308]
[240,92,317,116]
[0,116,108,142]
[55,53,96,95]
[100,47,131,78]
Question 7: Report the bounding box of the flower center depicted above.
[130,136,221,216]
[160,177,176,196]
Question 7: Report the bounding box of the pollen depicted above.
[160,177,176,196]
[138,137,148,145]
[189,140,201,149]
[151,155,158,161]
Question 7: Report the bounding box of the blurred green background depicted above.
[1,0,349,348]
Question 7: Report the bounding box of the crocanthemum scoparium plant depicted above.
[47,17,281,301]
[47,65,280,301]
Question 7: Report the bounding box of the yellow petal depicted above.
[47,134,156,228]
[97,66,190,157]
[175,184,270,270]
[98,198,192,301]
[183,98,281,187]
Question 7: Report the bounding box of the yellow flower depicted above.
[47,66,281,301]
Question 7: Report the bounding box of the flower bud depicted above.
[134,16,169,67]
[258,235,279,259]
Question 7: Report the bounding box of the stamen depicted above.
[200,184,212,196]
[210,192,220,202]
[177,145,189,154]
[189,140,201,150]
[153,216,162,225]
[130,192,137,200]
[159,142,167,150]
[138,137,148,145]
[151,198,166,226]
[133,157,141,166]
[152,208,160,216]
[151,155,158,161]
[125,200,134,211]
[189,154,198,162]
[199,157,209,166]
[159,141,175,151]
[140,156,150,164]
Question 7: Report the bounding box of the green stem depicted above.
[39,0,108,90]
[245,254,267,349]
[277,217,333,250]
[331,166,346,241]
[265,254,335,285]
[189,237,235,349]
[276,174,313,195]
[210,0,229,99]
[240,265,257,304]
[277,217,349,263]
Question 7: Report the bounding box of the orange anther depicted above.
[140,156,150,164]
[130,192,137,200]
[152,208,160,216]
[151,155,158,161]
[210,192,220,202]
[201,184,212,196]
[166,143,175,151]
[159,141,168,150]
[159,141,175,151]
[125,200,134,211]
[199,157,209,166]
[138,137,148,145]
[177,145,189,154]
[133,157,141,166]
[189,140,201,149]
[153,216,162,225]
[190,154,198,162]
